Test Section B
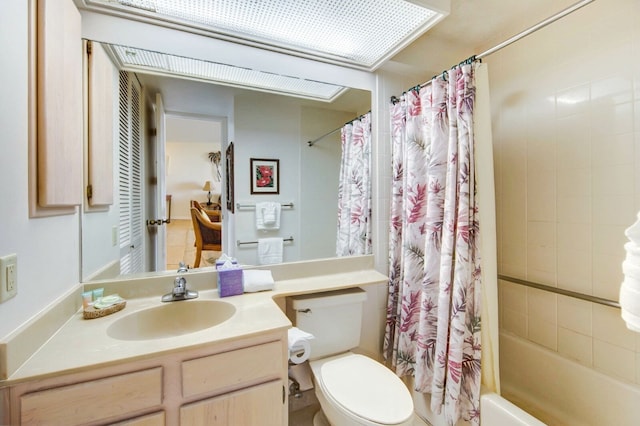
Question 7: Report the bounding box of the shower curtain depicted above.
[383,62,498,426]
[336,112,372,256]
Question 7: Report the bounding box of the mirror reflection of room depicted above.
[81,51,371,281]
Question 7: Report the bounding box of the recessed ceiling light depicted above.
[86,0,448,70]
[107,44,347,101]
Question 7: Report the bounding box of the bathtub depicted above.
[481,392,546,426]
[412,383,545,425]
[500,331,640,425]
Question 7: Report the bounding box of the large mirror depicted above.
[79,10,373,281]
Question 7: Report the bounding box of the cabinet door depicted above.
[36,0,83,207]
[180,380,284,426]
[87,40,115,207]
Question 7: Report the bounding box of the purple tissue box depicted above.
[217,266,243,297]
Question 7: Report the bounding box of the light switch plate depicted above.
[0,253,17,303]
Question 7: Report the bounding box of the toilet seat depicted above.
[310,353,413,425]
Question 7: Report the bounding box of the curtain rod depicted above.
[307,126,341,147]
[476,0,595,60]
[307,111,371,147]
[391,0,595,102]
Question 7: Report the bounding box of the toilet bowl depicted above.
[290,288,414,426]
[310,353,414,426]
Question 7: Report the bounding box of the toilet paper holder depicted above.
[289,377,302,398]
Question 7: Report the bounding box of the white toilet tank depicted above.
[290,288,367,360]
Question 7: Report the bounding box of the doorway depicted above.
[164,113,225,270]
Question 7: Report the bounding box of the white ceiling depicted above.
[385,0,582,82]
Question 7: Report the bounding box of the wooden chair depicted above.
[190,200,222,222]
[190,207,222,267]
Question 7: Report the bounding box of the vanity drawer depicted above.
[20,367,163,425]
[182,340,283,399]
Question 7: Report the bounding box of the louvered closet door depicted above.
[118,71,144,275]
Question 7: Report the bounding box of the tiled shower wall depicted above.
[489,0,640,385]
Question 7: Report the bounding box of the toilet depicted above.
[290,288,414,426]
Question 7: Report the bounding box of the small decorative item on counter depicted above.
[216,254,243,297]
[81,290,94,309]
[92,287,104,300]
[83,294,127,320]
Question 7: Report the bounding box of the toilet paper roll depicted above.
[289,340,311,364]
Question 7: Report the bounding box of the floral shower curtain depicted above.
[336,112,372,256]
[383,63,482,425]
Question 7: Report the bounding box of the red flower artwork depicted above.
[255,165,274,187]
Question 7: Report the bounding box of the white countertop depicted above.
[3,261,387,385]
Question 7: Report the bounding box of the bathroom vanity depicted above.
[8,331,286,425]
[0,256,388,425]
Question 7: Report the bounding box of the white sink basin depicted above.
[107,299,236,341]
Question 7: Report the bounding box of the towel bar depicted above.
[237,236,294,247]
[498,274,620,309]
[236,202,294,210]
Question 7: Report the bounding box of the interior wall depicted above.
[0,0,82,339]
[488,0,640,413]
[299,106,355,260]
[232,94,304,265]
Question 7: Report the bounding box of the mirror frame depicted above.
[225,142,235,214]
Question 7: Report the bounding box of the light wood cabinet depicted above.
[3,331,288,425]
[86,40,115,207]
[28,0,84,217]
[180,380,284,426]
[20,368,162,425]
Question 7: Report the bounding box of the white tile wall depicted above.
[493,0,640,387]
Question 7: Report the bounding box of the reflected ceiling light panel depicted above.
[108,44,346,101]
[89,0,449,70]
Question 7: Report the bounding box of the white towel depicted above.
[620,212,640,332]
[243,269,275,292]
[620,284,640,313]
[257,237,283,265]
[620,285,640,332]
[621,309,640,333]
[623,260,640,282]
[256,202,281,231]
[626,216,640,241]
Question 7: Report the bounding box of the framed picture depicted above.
[225,142,235,213]
[250,158,279,194]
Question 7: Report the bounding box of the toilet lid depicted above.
[318,354,413,425]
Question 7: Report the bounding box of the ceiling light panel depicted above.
[98,0,444,68]
[109,44,345,101]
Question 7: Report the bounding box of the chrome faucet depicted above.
[162,262,199,302]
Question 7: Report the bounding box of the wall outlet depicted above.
[112,226,118,247]
[0,253,17,303]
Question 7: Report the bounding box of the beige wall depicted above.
[490,0,640,386]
